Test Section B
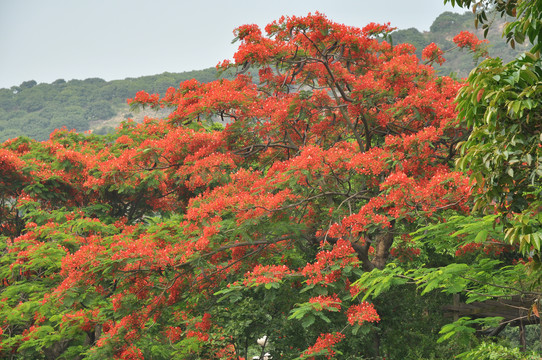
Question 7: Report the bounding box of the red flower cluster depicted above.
[301,332,345,359]
[346,302,380,325]
[195,313,212,331]
[301,239,359,285]
[115,345,144,360]
[453,31,489,55]
[455,239,512,257]
[127,90,160,107]
[308,294,342,311]
[455,242,483,257]
[422,43,445,65]
[235,24,262,41]
[61,309,100,332]
[243,264,291,286]
[362,22,396,36]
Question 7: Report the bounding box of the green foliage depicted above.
[356,264,409,301]
[374,285,467,359]
[451,1,542,256]
[438,317,502,344]
[457,341,541,360]
[354,208,542,357]
[501,325,542,353]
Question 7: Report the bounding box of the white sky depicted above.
[0,0,462,89]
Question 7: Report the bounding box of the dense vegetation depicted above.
[0,11,527,143]
[0,1,541,358]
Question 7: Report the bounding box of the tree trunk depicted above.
[372,329,381,357]
[519,319,526,352]
[372,230,395,270]
[353,222,396,271]
[453,294,460,322]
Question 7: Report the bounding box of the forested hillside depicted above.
[0,11,528,143]
[0,68,222,142]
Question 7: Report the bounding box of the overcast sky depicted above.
[0,0,462,89]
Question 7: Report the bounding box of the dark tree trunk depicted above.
[519,319,526,352]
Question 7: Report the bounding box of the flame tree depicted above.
[0,13,487,359]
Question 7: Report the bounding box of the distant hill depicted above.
[0,11,529,142]
[391,11,529,77]
[0,69,224,142]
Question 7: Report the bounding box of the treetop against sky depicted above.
[0,0,457,89]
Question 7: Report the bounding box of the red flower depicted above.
[346,302,380,325]
[422,43,445,65]
[301,332,345,359]
[452,31,488,56]
[308,294,342,311]
[243,264,291,286]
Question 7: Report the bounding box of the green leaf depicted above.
[474,229,488,243]
[301,314,315,328]
[351,324,361,335]
[437,330,456,343]
[316,312,332,323]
